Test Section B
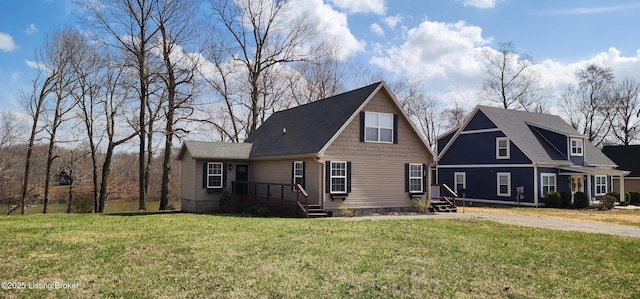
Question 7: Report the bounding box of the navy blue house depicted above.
[436,105,628,207]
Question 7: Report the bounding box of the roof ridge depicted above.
[272,81,383,114]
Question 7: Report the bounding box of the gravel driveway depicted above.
[337,213,640,238]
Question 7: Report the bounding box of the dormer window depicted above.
[570,138,583,156]
[496,137,510,159]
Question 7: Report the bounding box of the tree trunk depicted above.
[66,169,73,213]
[98,144,115,213]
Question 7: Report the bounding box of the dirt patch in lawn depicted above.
[460,206,640,227]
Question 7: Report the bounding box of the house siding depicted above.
[439,167,535,204]
[438,131,531,165]
[437,131,456,154]
[464,111,497,131]
[181,158,246,213]
[249,159,321,205]
[323,88,432,210]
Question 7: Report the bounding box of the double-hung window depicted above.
[365,112,393,143]
[330,161,347,194]
[541,173,556,196]
[293,161,304,191]
[496,137,510,159]
[454,172,466,194]
[595,175,607,196]
[207,162,223,188]
[497,172,511,197]
[408,163,423,193]
[570,138,583,156]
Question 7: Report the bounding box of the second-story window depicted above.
[570,138,583,156]
[365,112,394,143]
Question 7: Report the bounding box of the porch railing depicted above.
[431,183,458,207]
[231,181,310,216]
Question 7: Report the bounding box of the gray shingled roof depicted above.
[177,141,252,160]
[244,82,382,158]
[477,105,617,167]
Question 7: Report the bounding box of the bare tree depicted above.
[209,0,318,138]
[442,102,467,130]
[480,42,550,111]
[152,0,202,210]
[561,64,615,146]
[77,0,160,210]
[18,56,58,214]
[42,28,83,214]
[610,77,640,145]
[97,57,138,213]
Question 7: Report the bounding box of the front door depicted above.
[571,175,584,198]
[235,165,248,194]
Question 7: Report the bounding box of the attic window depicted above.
[364,112,393,143]
[496,137,510,159]
[570,138,583,156]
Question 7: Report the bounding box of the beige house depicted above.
[177,82,436,216]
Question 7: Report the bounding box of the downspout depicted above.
[314,156,325,210]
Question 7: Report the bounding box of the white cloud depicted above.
[288,0,366,58]
[371,20,490,79]
[0,32,17,52]
[370,23,384,36]
[383,14,402,28]
[328,0,385,15]
[25,24,38,35]
[464,0,497,9]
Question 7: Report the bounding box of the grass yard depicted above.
[1,200,181,215]
[461,206,640,227]
[0,213,638,298]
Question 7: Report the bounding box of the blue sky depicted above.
[2,0,640,112]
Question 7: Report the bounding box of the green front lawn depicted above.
[1,214,638,298]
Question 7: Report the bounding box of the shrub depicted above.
[544,192,562,208]
[574,192,590,209]
[219,189,235,213]
[413,195,431,213]
[248,205,270,217]
[630,191,640,206]
[606,191,630,206]
[338,204,353,217]
[599,195,616,211]
[72,194,93,213]
[559,191,572,209]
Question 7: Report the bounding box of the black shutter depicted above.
[393,114,399,144]
[422,163,428,193]
[203,162,208,188]
[291,161,295,186]
[359,111,365,142]
[405,163,409,192]
[222,163,227,188]
[325,161,331,193]
[347,161,352,193]
[302,161,306,188]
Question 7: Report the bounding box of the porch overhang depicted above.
[558,166,630,176]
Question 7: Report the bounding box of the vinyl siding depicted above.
[439,167,535,204]
[180,151,196,200]
[438,131,531,165]
[323,88,432,210]
[250,159,321,205]
[464,110,497,131]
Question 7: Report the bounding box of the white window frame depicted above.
[570,138,583,156]
[541,173,556,196]
[595,175,607,196]
[454,172,466,194]
[207,162,223,188]
[293,161,304,191]
[330,161,347,194]
[496,137,510,159]
[408,163,423,193]
[497,172,511,197]
[364,112,394,143]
